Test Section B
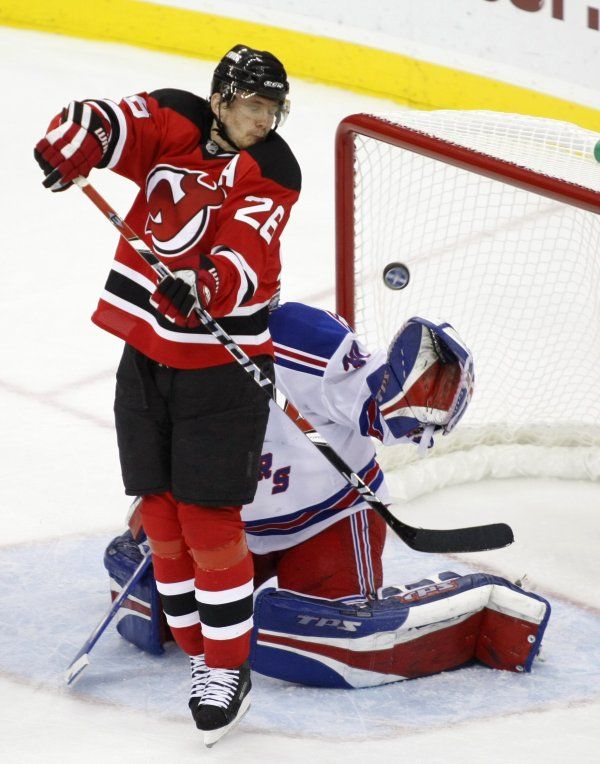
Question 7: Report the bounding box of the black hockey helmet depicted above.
[211,44,290,126]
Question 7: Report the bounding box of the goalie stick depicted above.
[68,174,513,555]
[65,549,152,685]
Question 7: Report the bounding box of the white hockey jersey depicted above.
[242,302,412,554]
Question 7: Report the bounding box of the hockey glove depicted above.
[34,101,110,192]
[374,317,474,447]
[149,256,220,328]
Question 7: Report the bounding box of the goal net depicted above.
[335,111,600,500]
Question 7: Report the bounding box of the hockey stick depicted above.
[71,176,513,554]
[65,550,152,685]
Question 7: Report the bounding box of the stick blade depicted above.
[407,522,514,554]
[65,654,90,686]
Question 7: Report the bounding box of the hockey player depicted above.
[35,45,301,745]
[107,302,549,720]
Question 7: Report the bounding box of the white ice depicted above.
[1,26,599,763]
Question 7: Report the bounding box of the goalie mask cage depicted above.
[335,111,600,500]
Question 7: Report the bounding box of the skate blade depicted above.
[65,654,90,685]
[203,696,251,748]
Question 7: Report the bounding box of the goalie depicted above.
[106,302,549,698]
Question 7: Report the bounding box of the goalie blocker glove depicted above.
[369,317,474,447]
[34,101,110,191]
[149,256,220,327]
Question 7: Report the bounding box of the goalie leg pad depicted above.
[250,573,550,688]
[475,580,550,672]
[104,530,172,655]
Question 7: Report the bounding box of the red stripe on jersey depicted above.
[246,463,383,534]
[273,344,328,368]
[92,299,273,369]
[330,462,381,511]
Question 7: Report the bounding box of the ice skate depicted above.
[188,654,209,723]
[194,661,251,747]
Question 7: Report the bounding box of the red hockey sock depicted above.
[178,502,254,668]
[141,493,204,656]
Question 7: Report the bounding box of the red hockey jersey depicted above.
[88,89,301,368]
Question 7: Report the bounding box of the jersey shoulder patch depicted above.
[270,303,350,362]
[246,132,301,192]
[149,88,212,134]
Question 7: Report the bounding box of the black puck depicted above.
[383,262,410,290]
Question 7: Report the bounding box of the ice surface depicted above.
[1,535,599,738]
[1,25,599,764]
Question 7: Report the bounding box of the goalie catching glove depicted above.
[149,256,220,327]
[373,317,474,447]
[34,101,110,191]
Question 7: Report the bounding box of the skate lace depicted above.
[190,655,208,698]
[202,668,240,709]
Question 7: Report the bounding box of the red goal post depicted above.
[335,111,600,497]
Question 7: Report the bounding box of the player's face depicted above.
[215,93,281,149]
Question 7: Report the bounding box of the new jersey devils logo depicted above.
[145,166,226,257]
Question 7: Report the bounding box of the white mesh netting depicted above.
[342,111,600,498]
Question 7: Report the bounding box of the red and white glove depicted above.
[34,101,110,191]
[149,256,220,328]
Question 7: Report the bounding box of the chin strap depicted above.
[213,102,241,152]
[215,122,241,152]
